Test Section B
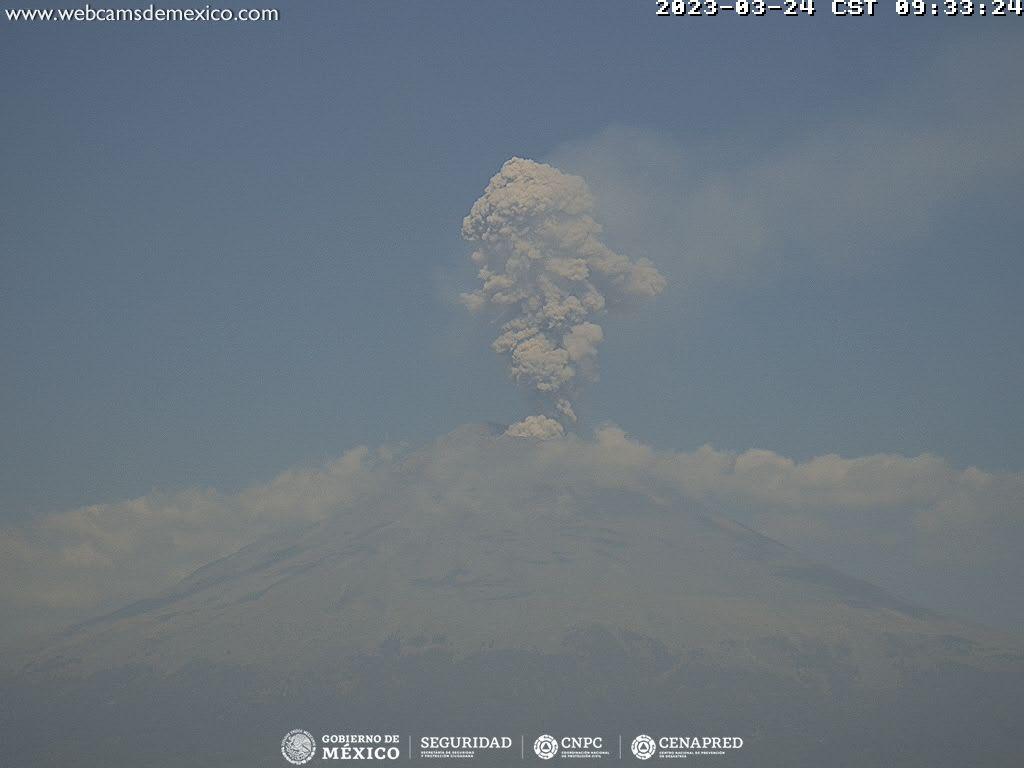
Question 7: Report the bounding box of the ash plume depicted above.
[461,157,665,436]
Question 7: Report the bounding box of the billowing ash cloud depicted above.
[461,158,665,435]
[503,414,564,440]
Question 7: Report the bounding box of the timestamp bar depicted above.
[656,0,1022,14]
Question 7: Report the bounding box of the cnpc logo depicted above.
[533,734,604,759]
[533,735,558,760]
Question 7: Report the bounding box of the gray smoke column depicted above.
[461,157,665,436]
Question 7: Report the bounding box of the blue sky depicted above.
[2,3,1022,522]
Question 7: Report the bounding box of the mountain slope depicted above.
[5,425,1022,767]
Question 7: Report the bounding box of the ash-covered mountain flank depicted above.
[4,425,1022,767]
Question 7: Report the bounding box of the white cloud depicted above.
[2,425,1022,648]
[0,446,378,650]
[546,44,1024,302]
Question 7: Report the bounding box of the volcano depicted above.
[3,425,1021,766]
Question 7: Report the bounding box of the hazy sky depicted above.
[2,4,1023,636]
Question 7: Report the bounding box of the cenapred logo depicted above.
[282,729,317,765]
[631,734,656,760]
[534,734,559,760]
